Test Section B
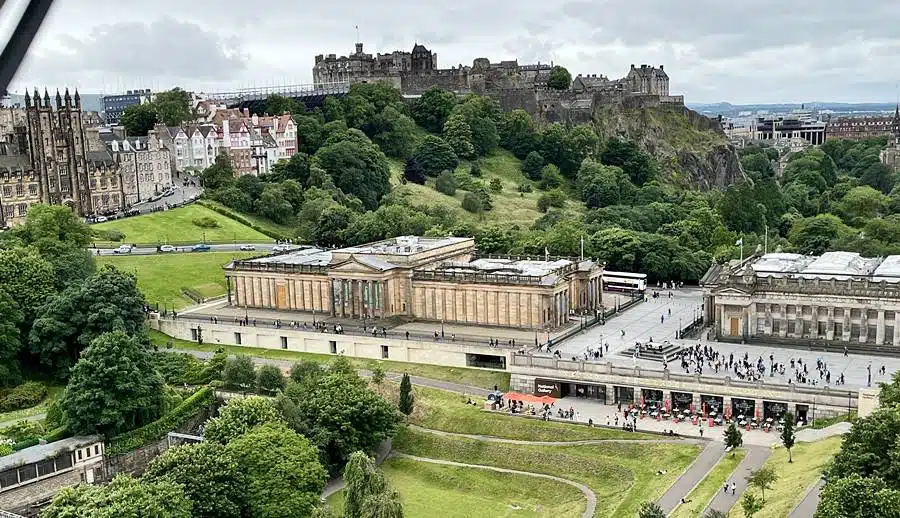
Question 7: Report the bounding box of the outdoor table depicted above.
[779,419,785,424]
[776,425,784,432]
[739,420,748,426]
[714,417,723,425]
[766,417,774,423]
[751,422,759,428]
[737,414,745,420]
[650,411,659,418]
[663,413,671,419]
[709,411,717,418]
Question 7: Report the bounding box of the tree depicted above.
[542,123,598,178]
[152,88,193,126]
[313,135,391,210]
[294,114,326,155]
[403,157,427,185]
[398,373,414,416]
[537,190,566,213]
[522,151,545,180]
[828,407,900,484]
[816,473,900,518]
[201,153,237,190]
[741,492,763,518]
[577,160,631,209]
[412,135,459,177]
[442,113,475,159]
[42,474,191,518]
[0,289,23,386]
[256,364,286,394]
[203,395,285,444]
[412,87,457,133]
[343,94,377,130]
[255,184,295,225]
[539,164,563,190]
[781,412,796,462]
[489,177,502,193]
[223,355,256,391]
[462,192,484,214]
[30,266,146,379]
[720,182,767,233]
[343,451,403,518]
[120,103,158,137]
[290,360,325,387]
[226,422,328,518]
[143,442,247,518]
[61,331,163,435]
[293,372,402,475]
[311,204,354,248]
[637,501,665,518]
[369,106,416,158]
[0,247,55,323]
[836,185,889,224]
[371,365,385,385]
[265,93,302,115]
[435,171,457,196]
[470,160,482,177]
[747,465,778,502]
[500,109,539,158]
[601,137,657,186]
[547,66,572,90]
[724,422,743,455]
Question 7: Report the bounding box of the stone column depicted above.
[779,305,788,338]
[877,310,886,345]
[842,310,851,342]
[893,312,900,346]
[809,305,818,339]
[794,305,804,338]
[860,310,869,343]
[826,307,835,340]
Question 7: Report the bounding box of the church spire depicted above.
[74,88,81,109]
[55,89,62,109]
[24,89,30,108]
[43,88,50,106]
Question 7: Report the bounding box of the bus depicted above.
[602,271,647,293]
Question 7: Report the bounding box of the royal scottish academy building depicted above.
[224,236,603,330]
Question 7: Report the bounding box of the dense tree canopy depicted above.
[204,395,286,444]
[412,86,457,133]
[120,103,159,137]
[547,66,572,90]
[313,132,391,211]
[43,475,192,518]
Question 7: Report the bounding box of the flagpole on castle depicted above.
[764,223,768,255]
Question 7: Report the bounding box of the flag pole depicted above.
[764,224,768,254]
[580,235,584,261]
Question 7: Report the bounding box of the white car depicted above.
[114,244,133,254]
[239,244,256,251]
[272,245,288,253]
[95,216,108,223]
[159,245,176,253]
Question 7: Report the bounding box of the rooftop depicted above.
[337,236,470,256]
[0,436,101,471]
[432,258,577,285]
[749,251,900,281]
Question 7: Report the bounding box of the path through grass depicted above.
[326,457,587,518]
[670,448,746,518]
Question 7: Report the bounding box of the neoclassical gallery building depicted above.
[702,251,900,345]
[225,236,604,330]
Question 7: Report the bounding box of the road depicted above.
[90,243,277,256]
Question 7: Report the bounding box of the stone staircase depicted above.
[619,341,683,363]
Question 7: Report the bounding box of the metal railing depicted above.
[0,511,27,518]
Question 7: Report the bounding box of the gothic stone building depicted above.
[225,236,603,330]
[702,251,900,347]
[880,105,900,172]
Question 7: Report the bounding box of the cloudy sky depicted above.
[5,0,900,104]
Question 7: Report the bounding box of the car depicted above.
[114,244,133,254]
[95,216,108,223]
[159,245,176,253]
[239,244,256,251]
[191,244,211,252]
[163,190,175,197]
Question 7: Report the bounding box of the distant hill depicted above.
[5,92,104,113]
[689,101,898,117]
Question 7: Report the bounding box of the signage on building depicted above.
[534,379,561,398]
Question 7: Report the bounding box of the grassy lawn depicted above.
[413,385,662,442]
[91,204,272,245]
[670,449,747,518]
[393,426,701,517]
[99,252,256,309]
[811,411,856,429]
[326,457,586,518]
[388,149,582,229]
[196,200,295,239]
[728,437,843,518]
[0,385,64,426]
[148,329,511,390]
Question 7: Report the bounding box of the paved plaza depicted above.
[553,288,900,391]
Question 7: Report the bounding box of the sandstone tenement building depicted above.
[225,236,603,330]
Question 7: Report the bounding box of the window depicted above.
[94,445,99,455]
[190,328,198,341]
[77,450,83,461]
[28,184,37,195]
[15,183,23,196]
[280,336,288,349]
[329,340,337,354]
[1,185,11,197]
[3,205,12,218]
[17,464,36,482]
[18,203,27,216]
[234,332,242,345]
[381,345,389,359]
[0,468,19,488]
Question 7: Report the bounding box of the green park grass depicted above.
[0,385,64,426]
[148,329,511,390]
[388,149,583,229]
[412,385,661,442]
[326,457,587,518]
[670,448,746,518]
[91,204,272,245]
[196,200,295,239]
[729,437,843,518]
[393,426,701,517]
[99,252,256,309]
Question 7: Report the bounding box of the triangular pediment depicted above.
[715,286,751,296]
[330,255,381,273]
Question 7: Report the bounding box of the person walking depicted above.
[731,482,736,495]
[723,481,729,494]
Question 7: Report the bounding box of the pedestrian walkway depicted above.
[322,439,392,498]
[390,452,597,518]
[788,479,825,518]
[704,445,771,515]
[657,440,724,514]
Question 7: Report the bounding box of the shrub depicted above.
[43,425,70,442]
[223,356,256,390]
[0,382,48,412]
[435,170,458,196]
[93,229,125,242]
[539,164,563,190]
[462,192,484,214]
[107,386,215,454]
[44,400,65,430]
[151,353,207,385]
[191,216,220,229]
[453,170,474,190]
[489,177,502,193]
[522,151,544,180]
[537,189,567,213]
[0,443,11,457]
[518,182,533,193]
[0,420,44,443]
[196,200,290,241]
[256,365,286,394]
[469,160,482,177]
[12,437,39,451]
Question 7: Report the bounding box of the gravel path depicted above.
[657,440,724,514]
[704,445,772,515]
[391,452,598,518]
[788,479,825,518]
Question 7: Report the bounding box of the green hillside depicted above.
[92,204,273,245]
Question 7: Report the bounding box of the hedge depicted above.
[106,386,215,454]
[0,381,48,412]
[12,437,40,451]
[43,425,70,443]
[196,200,289,241]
